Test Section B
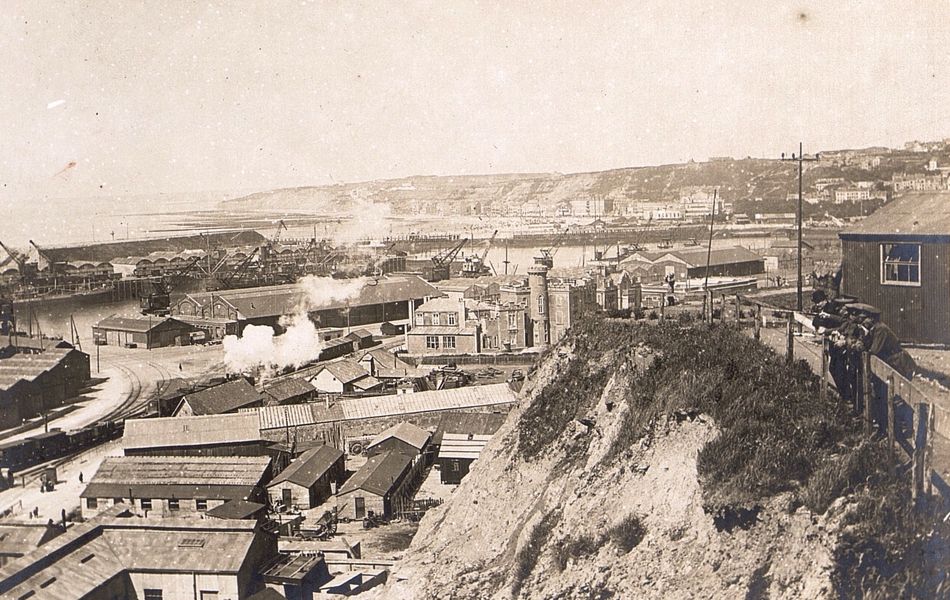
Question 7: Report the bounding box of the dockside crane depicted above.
[460,230,498,277]
[217,246,262,289]
[0,240,31,282]
[141,255,204,316]
[425,238,467,282]
[537,226,570,269]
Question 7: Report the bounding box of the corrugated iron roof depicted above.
[93,315,178,333]
[84,456,271,489]
[205,499,265,520]
[367,422,431,452]
[340,383,515,421]
[315,360,370,385]
[438,433,492,460]
[841,192,950,238]
[123,412,262,449]
[0,348,80,392]
[664,246,764,267]
[181,378,262,415]
[269,445,343,488]
[262,377,316,403]
[182,275,442,319]
[408,325,478,336]
[337,450,412,497]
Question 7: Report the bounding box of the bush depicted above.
[607,514,647,554]
[512,510,561,594]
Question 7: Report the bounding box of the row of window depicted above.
[87,497,208,511]
[145,590,217,600]
[416,311,458,326]
[425,335,456,349]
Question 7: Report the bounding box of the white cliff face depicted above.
[366,343,838,600]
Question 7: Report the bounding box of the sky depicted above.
[2,0,949,209]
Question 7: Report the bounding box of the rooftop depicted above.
[438,433,492,460]
[841,192,950,239]
[269,445,344,488]
[93,315,183,333]
[262,377,316,403]
[313,359,371,385]
[337,450,412,497]
[0,507,263,600]
[122,411,262,450]
[0,347,83,392]
[367,422,431,453]
[81,456,271,499]
[180,377,263,415]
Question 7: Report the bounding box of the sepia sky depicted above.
[2,0,949,203]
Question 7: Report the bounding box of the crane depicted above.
[426,238,467,282]
[0,240,29,280]
[217,247,262,289]
[272,220,288,244]
[141,255,204,316]
[537,226,570,269]
[460,230,498,277]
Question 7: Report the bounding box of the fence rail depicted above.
[732,294,948,502]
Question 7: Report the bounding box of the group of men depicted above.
[811,290,917,402]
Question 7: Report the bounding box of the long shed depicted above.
[335,451,413,520]
[839,192,950,344]
[266,444,344,510]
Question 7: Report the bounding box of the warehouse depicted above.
[839,192,950,344]
[267,444,345,510]
[92,315,200,349]
[0,347,90,429]
[171,274,443,336]
[364,421,431,459]
[80,455,272,519]
[123,411,269,457]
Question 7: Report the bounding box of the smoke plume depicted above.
[222,276,370,377]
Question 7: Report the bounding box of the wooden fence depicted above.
[732,294,948,502]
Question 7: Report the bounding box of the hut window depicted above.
[442,336,456,349]
[881,244,920,285]
[426,336,440,349]
[196,499,208,511]
[86,498,98,509]
[140,498,152,510]
[168,498,179,510]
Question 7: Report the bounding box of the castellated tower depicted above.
[528,257,550,347]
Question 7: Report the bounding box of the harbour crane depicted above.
[537,226,570,269]
[425,238,467,282]
[0,240,30,281]
[460,230,498,278]
[141,255,204,316]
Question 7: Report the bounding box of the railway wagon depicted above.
[29,430,68,463]
[0,438,38,471]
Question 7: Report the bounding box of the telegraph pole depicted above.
[781,143,819,312]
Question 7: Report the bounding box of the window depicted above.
[144,590,163,600]
[432,313,441,326]
[426,336,439,349]
[168,498,179,511]
[113,498,123,505]
[882,243,920,285]
[507,312,518,331]
[451,460,460,472]
[447,312,457,326]
[196,498,208,511]
[140,498,152,510]
[537,295,545,315]
[200,592,218,600]
[442,335,456,349]
[86,498,98,509]
[415,312,424,325]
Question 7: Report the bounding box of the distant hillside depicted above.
[220,142,948,219]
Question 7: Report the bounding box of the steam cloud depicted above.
[329,195,393,245]
[222,276,370,377]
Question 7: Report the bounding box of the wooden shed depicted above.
[266,444,345,510]
[335,450,413,520]
[839,192,950,344]
[364,422,431,459]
